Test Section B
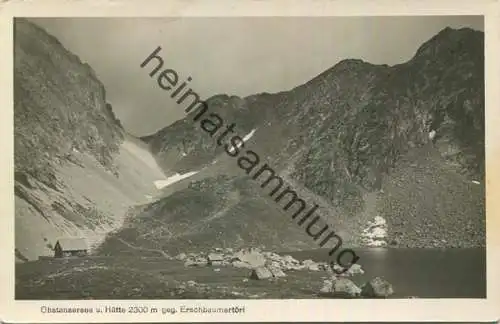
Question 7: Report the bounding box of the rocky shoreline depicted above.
[172,247,394,298]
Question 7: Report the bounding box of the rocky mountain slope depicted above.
[116,26,486,255]
[14,18,167,261]
[14,19,485,262]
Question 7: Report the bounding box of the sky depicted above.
[30,16,484,136]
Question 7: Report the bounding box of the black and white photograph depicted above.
[10,13,488,302]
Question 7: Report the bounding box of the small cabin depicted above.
[207,253,224,266]
[53,238,89,258]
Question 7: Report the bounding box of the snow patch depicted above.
[228,128,257,154]
[243,128,257,142]
[154,171,199,190]
[428,130,436,140]
[361,216,388,247]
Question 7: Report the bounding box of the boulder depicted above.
[287,264,306,271]
[372,216,387,227]
[361,277,394,298]
[232,260,252,268]
[319,280,333,294]
[175,253,187,261]
[317,262,329,271]
[184,258,207,267]
[186,280,197,286]
[283,255,300,264]
[332,278,361,297]
[249,266,273,280]
[302,259,315,266]
[302,259,321,271]
[341,263,364,276]
[268,266,286,278]
[235,250,267,268]
[319,278,361,298]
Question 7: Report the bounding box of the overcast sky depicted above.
[30,16,483,136]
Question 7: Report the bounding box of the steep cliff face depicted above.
[122,26,484,253]
[14,19,124,182]
[14,19,167,261]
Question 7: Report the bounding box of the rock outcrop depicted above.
[116,27,486,252]
[361,277,395,298]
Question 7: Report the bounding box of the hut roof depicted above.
[208,253,224,261]
[56,238,88,251]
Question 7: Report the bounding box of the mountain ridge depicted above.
[14,20,485,261]
[99,25,485,255]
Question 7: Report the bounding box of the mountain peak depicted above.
[413,26,483,59]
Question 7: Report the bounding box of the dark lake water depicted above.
[287,247,486,298]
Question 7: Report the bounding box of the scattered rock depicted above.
[250,267,273,280]
[178,248,363,279]
[361,277,394,298]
